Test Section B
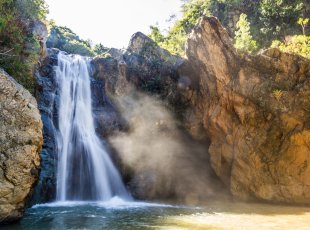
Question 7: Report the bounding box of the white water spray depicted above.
[55,52,131,201]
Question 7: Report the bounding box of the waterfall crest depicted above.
[55,52,131,201]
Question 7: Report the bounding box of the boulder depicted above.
[124,32,182,97]
[0,69,42,223]
[182,16,310,204]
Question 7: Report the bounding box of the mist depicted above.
[109,91,227,203]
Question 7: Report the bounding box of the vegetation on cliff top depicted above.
[271,35,310,59]
[0,0,48,91]
[47,23,112,57]
[47,24,95,56]
[0,0,309,92]
[149,0,309,57]
[0,0,110,91]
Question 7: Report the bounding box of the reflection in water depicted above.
[164,201,310,230]
[3,199,310,230]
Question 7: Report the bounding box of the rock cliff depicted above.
[91,33,226,202]
[36,17,310,205]
[182,16,310,204]
[0,69,43,223]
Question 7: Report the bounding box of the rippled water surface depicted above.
[3,198,310,230]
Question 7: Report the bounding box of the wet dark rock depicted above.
[31,49,60,203]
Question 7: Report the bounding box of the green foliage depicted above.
[149,26,164,44]
[15,0,48,20]
[100,53,112,59]
[148,0,211,56]
[160,31,187,56]
[178,0,211,33]
[47,25,95,56]
[297,18,309,35]
[164,0,212,56]
[273,89,283,101]
[150,0,307,55]
[234,13,257,53]
[61,40,94,56]
[259,0,304,41]
[93,43,109,55]
[47,24,114,57]
[271,35,310,59]
[0,0,48,92]
[298,18,309,27]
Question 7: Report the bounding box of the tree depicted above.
[259,0,304,41]
[0,0,48,91]
[93,43,109,55]
[148,0,212,56]
[149,0,306,55]
[297,18,309,35]
[234,13,257,53]
[15,0,48,20]
[179,0,211,34]
[149,26,164,44]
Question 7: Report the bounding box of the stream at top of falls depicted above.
[4,52,310,229]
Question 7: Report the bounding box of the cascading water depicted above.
[55,52,131,201]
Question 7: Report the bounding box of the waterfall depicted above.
[55,52,131,201]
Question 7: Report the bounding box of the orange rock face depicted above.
[183,16,310,204]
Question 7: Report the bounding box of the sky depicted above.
[45,0,183,48]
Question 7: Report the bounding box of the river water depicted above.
[3,198,310,229]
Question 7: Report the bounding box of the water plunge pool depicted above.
[4,198,310,229]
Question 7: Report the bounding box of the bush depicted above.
[93,43,109,55]
[0,0,48,92]
[148,0,211,56]
[149,0,308,55]
[271,35,310,59]
[47,25,95,56]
